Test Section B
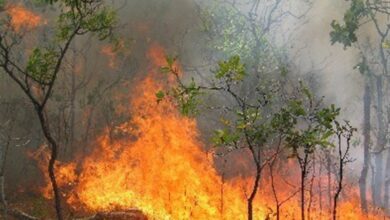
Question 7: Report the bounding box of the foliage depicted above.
[212,128,240,146]
[15,0,117,89]
[26,48,58,84]
[159,56,350,202]
[354,57,369,75]
[159,57,201,116]
[330,0,368,48]
[199,1,281,71]
[215,55,246,80]
[282,90,340,156]
[155,90,165,103]
[170,78,201,116]
[0,2,118,219]
[56,2,116,41]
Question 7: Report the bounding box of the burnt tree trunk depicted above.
[359,83,371,213]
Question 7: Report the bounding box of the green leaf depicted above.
[289,100,306,116]
[330,0,367,48]
[166,56,176,67]
[26,48,58,84]
[354,57,369,75]
[56,3,117,42]
[215,55,246,81]
[280,65,288,77]
[0,0,5,9]
[155,90,165,103]
[160,66,171,74]
[382,40,390,49]
[212,129,240,146]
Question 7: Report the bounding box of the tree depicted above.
[330,0,390,213]
[0,1,116,219]
[280,87,341,220]
[332,121,355,220]
[191,0,313,104]
[160,54,351,220]
[160,55,285,220]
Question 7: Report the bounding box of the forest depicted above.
[0,0,389,219]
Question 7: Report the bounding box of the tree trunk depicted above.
[384,148,390,213]
[333,134,343,220]
[373,153,384,207]
[373,76,385,208]
[37,109,63,220]
[326,152,332,214]
[300,153,309,220]
[66,51,77,158]
[307,159,315,220]
[0,137,9,219]
[319,160,323,220]
[359,83,371,213]
[301,168,305,220]
[247,164,261,220]
[384,96,390,212]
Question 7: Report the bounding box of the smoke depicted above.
[188,0,367,169]
[71,0,369,178]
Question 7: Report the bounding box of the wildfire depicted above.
[100,44,121,69]
[34,44,384,219]
[70,44,259,218]
[6,5,42,31]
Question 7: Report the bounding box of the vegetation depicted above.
[331,0,390,214]
[159,54,355,220]
[0,0,116,219]
[0,0,388,219]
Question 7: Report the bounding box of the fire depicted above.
[101,45,117,69]
[28,144,77,199]
[6,5,41,31]
[101,40,131,70]
[34,44,385,219]
[64,65,261,218]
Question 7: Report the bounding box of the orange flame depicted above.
[6,5,42,31]
[64,68,259,218]
[33,43,385,219]
[100,44,121,69]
